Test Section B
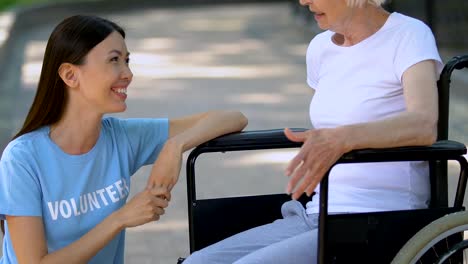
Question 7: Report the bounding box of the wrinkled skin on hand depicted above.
[284,127,347,200]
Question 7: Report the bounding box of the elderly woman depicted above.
[183,0,442,263]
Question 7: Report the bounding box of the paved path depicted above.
[1,3,312,263]
[1,3,468,263]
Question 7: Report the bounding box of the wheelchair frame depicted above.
[181,55,468,263]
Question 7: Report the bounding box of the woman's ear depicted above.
[58,63,78,88]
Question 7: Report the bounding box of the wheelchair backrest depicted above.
[430,55,468,208]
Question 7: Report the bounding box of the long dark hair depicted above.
[13,15,125,140]
[1,15,125,235]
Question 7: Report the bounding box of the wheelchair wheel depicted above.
[392,211,468,264]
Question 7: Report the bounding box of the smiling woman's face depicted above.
[75,31,133,114]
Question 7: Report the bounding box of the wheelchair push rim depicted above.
[392,210,468,264]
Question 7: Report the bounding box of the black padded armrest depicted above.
[339,140,466,163]
[196,128,306,152]
[193,129,467,162]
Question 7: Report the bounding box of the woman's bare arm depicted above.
[7,189,168,264]
[146,110,248,193]
[168,110,248,151]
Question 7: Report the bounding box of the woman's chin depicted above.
[108,103,127,114]
[316,23,328,30]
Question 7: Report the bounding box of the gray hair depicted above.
[347,0,386,7]
[370,0,386,5]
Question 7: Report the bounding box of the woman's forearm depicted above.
[39,212,123,264]
[338,111,437,153]
[172,110,248,152]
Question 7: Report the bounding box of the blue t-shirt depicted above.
[0,117,168,263]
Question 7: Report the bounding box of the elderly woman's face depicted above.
[300,0,349,31]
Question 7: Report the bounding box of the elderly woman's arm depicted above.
[340,60,438,149]
[285,60,439,200]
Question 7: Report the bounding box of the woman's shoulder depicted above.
[1,128,47,162]
[310,30,334,45]
[102,116,122,126]
[385,12,433,34]
[307,30,334,54]
[100,116,144,137]
[101,116,140,133]
[101,116,168,129]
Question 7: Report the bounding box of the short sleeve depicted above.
[0,150,42,219]
[394,21,444,81]
[306,38,320,89]
[117,118,169,172]
[306,31,332,90]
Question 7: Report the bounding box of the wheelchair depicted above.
[178,55,468,263]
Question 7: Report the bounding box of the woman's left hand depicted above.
[284,127,348,200]
[146,140,183,200]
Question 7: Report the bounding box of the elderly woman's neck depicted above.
[333,6,390,47]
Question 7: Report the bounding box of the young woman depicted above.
[184,0,442,263]
[0,15,247,263]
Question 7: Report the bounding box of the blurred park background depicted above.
[290,0,468,48]
[1,0,468,46]
[0,0,467,263]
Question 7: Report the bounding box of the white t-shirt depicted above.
[305,12,443,214]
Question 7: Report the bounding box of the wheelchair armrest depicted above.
[189,130,467,209]
[192,128,466,161]
[194,128,306,152]
[338,140,467,163]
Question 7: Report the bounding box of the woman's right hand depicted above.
[114,188,169,229]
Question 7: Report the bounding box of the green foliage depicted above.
[1,0,39,11]
[0,0,18,11]
[0,0,70,12]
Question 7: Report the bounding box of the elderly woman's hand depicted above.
[284,127,349,200]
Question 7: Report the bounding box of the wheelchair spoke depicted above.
[433,245,440,258]
[445,237,453,264]
[435,238,468,264]
[409,233,466,263]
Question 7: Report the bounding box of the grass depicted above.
[0,0,80,12]
[0,0,41,11]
